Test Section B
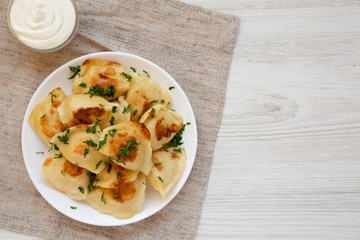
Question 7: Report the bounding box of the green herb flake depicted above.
[150,100,158,104]
[57,128,70,144]
[151,108,155,113]
[86,121,100,134]
[97,134,108,150]
[36,151,44,154]
[86,84,116,98]
[112,106,117,113]
[51,94,56,104]
[61,170,65,176]
[110,116,115,126]
[99,104,104,107]
[40,114,46,119]
[143,70,150,78]
[119,140,140,157]
[83,139,97,148]
[109,157,126,165]
[186,122,191,125]
[154,162,162,167]
[101,191,106,204]
[163,124,186,151]
[173,148,181,153]
[79,82,87,88]
[123,105,130,114]
[122,72,132,82]
[84,148,89,158]
[53,153,63,159]
[69,65,81,79]
[169,86,175,90]
[95,160,103,169]
[157,176,163,182]
[142,181,146,185]
[133,109,138,116]
[48,143,59,152]
[161,99,165,104]
[70,206,77,209]
[113,194,119,199]
[107,162,112,173]
[78,186,84,194]
[130,67,136,72]
[170,109,175,112]
[108,129,117,137]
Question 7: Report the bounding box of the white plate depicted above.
[21,52,197,226]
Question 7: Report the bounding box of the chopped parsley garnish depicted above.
[57,128,70,144]
[109,157,126,165]
[107,162,112,173]
[122,72,132,82]
[50,94,56,104]
[113,194,119,199]
[112,106,117,113]
[130,67,136,72]
[143,70,150,77]
[87,172,97,192]
[186,122,191,125]
[157,176,163,182]
[48,143,59,152]
[95,160,103,169]
[61,170,65,176]
[154,162,162,167]
[97,134,108,150]
[119,140,140,157]
[110,116,115,126]
[53,153,63,159]
[108,129,117,137]
[169,86,175,90]
[70,206,77,209]
[78,186,84,194]
[161,99,165,104]
[79,82,87,88]
[99,104,104,107]
[142,181,146,185]
[173,148,181,153]
[170,109,175,112]
[75,163,78,168]
[86,84,116,98]
[151,108,155,113]
[97,109,104,117]
[84,148,89,158]
[36,151,44,154]
[116,172,122,180]
[123,105,130,114]
[163,124,186,152]
[83,139,97,148]
[86,121,100,134]
[101,191,106,204]
[150,100,158,104]
[133,109,138,116]
[68,65,81,79]
[40,114,46,119]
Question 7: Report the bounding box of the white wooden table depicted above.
[2,0,360,239]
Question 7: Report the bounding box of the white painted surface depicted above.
[2,0,360,239]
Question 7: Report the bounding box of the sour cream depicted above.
[8,0,78,51]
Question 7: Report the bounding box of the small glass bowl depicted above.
[7,0,79,52]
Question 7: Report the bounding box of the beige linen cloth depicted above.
[0,0,239,239]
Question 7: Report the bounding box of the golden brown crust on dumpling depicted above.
[29,88,67,146]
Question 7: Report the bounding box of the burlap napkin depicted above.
[0,0,239,239]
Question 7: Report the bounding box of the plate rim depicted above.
[21,51,198,226]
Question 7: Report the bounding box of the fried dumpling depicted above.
[50,124,108,174]
[98,122,152,175]
[96,162,138,188]
[146,147,186,197]
[139,105,183,150]
[72,59,131,101]
[126,75,171,122]
[29,88,66,146]
[86,173,146,219]
[57,94,117,129]
[42,151,89,200]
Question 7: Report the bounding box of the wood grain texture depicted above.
[2,0,360,239]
